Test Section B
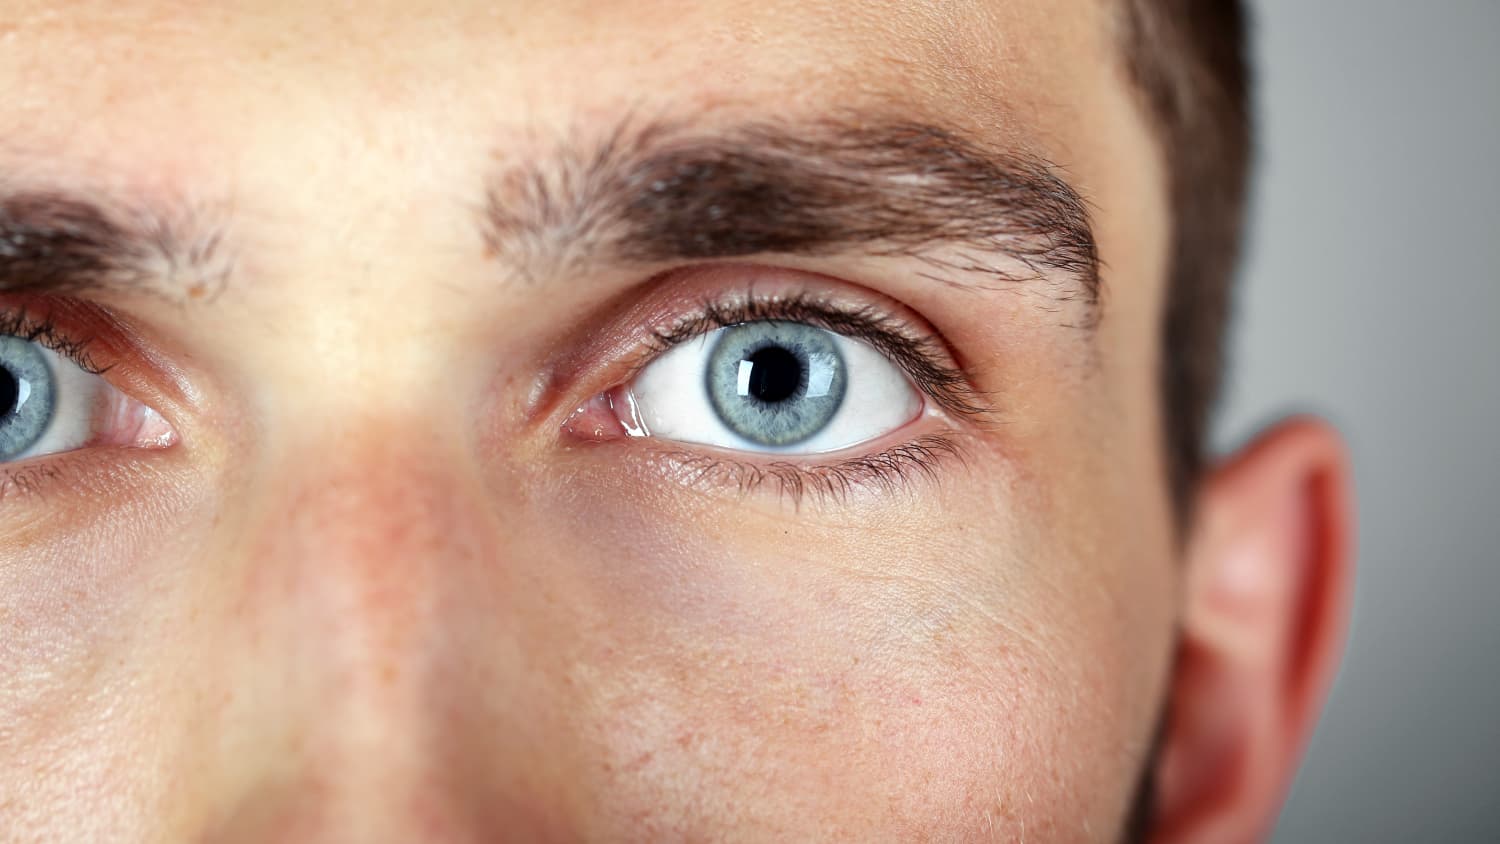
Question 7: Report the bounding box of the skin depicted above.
[0,1,1354,841]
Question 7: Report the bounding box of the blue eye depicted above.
[705,322,848,447]
[629,321,922,454]
[0,336,60,460]
[0,333,170,463]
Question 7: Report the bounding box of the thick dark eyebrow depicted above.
[0,191,230,300]
[0,119,1098,315]
[483,116,1100,312]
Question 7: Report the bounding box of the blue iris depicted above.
[0,336,56,460]
[705,321,847,447]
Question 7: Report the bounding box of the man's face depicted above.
[0,1,1185,839]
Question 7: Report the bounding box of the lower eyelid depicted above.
[592,428,969,508]
[0,447,169,509]
[661,435,966,505]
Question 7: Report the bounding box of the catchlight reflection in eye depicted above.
[627,321,922,454]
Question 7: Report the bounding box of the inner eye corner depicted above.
[0,333,181,463]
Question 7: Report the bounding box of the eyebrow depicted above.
[0,116,1100,315]
[0,191,230,301]
[483,116,1100,312]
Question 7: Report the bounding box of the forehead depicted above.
[0,0,1165,359]
[0,0,1114,169]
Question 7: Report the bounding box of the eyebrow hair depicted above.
[482,116,1100,312]
[0,190,230,301]
[0,117,1099,317]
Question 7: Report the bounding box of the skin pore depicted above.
[0,1,1352,841]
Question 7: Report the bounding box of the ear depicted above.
[1150,417,1355,844]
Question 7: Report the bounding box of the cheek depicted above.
[549,485,1147,839]
[0,457,201,714]
[0,439,1164,839]
[0,460,208,840]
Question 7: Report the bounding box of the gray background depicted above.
[1218,2,1500,841]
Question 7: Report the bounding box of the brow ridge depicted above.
[0,189,231,301]
[482,115,1100,311]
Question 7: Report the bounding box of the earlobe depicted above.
[1149,417,1355,844]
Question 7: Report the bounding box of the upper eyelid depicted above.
[634,290,995,421]
[0,308,109,375]
[0,295,201,418]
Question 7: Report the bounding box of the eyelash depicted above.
[0,291,983,506]
[609,289,989,504]
[643,292,991,419]
[0,306,108,375]
[0,305,118,502]
[653,434,966,507]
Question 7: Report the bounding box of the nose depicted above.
[204,411,579,841]
[268,416,489,721]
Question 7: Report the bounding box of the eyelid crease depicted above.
[639,290,997,423]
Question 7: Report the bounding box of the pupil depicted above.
[0,368,17,417]
[745,346,803,404]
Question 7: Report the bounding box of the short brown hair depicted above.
[1118,0,1253,516]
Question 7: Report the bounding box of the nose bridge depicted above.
[272,410,491,667]
[242,409,499,756]
[223,409,592,839]
[281,417,479,571]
